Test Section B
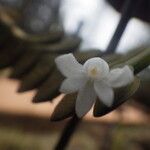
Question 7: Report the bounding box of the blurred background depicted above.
[0,0,149,149]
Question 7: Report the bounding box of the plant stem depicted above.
[127,47,150,74]
[105,0,140,54]
[54,115,80,150]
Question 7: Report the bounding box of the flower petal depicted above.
[107,66,134,88]
[55,53,84,77]
[83,57,109,79]
[60,77,88,94]
[94,81,114,107]
[76,82,96,118]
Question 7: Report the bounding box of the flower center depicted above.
[88,67,100,79]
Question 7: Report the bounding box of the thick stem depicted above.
[127,47,150,74]
[105,0,139,54]
[54,115,80,150]
[112,47,150,74]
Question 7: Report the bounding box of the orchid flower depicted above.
[55,53,134,118]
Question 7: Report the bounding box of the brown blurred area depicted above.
[0,77,150,150]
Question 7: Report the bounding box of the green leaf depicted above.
[74,50,102,63]
[10,49,43,78]
[31,36,81,54]
[32,69,64,103]
[93,77,140,117]
[18,54,56,92]
[74,50,123,65]
[0,21,12,43]
[111,47,150,73]
[0,5,64,44]
[0,39,24,69]
[74,49,102,63]
[51,94,76,121]
[110,47,148,67]
[11,23,64,44]
[126,47,150,74]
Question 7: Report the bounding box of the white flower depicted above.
[55,53,134,117]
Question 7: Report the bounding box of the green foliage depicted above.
[10,49,43,78]
[31,36,81,54]
[51,94,76,121]
[32,69,64,103]
[18,54,56,92]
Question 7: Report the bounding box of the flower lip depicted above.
[87,66,101,79]
[89,67,98,76]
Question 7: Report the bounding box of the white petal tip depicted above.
[108,65,134,88]
[103,101,113,107]
[124,65,134,82]
[59,86,71,94]
[55,53,72,64]
[75,109,85,118]
[94,81,114,108]
[76,113,83,118]
[55,53,83,78]
[100,94,114,107]
[75,104,89,118]
[59,88,65,94]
